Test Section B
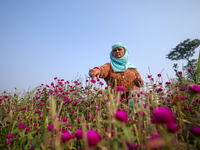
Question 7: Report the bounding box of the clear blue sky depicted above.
[1,0,200,92]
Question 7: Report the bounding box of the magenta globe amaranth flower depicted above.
[75,129,83,139]
[87,130,101,147]
[187,84,200,94]
[178,71,182,74]
[117,86,125,92]
[152,107,176,124]
[115,110,128,123]
[7,134,14,139]
[6,139,11,145]
[91,79,96,83]
[61,132,71,142]
[47,124,54,131]
[191,126,200,136]
[188,69,192,72]
[166,123,179,133]
[157,73,162,77]
[25,127,30,131]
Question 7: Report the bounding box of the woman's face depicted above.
[112,47,125,58]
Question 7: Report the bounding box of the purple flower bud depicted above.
[63,118,68,122]
[25,127,30,131]
[75,129,83,139]
[91,79,96,83]
[147,75,152,78]
[87,130,101,147]
[191,126,200,136]
[150,135,158,140]
[152,107,176,124]
[115,110,128,123]
[61,132,71,142]
[47,124,54,131]
[187,84,200,94]
[7,134,14,139]
[157,73,162,77]
[6,139,11,145]
[166,123,179,133]
[117,86,125,92]
[188,69,192,72]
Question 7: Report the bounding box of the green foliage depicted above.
[166,39,200,82]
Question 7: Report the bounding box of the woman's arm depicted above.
[99,63,111,79]
[133,70,144,87]
[89,63,111,79]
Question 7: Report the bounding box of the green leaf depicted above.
[0,133,6,138]
[27,133,33,139]
[122,125,132,142]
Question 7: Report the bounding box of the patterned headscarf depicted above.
[110,43,137,72]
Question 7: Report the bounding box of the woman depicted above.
[89,43,143,101]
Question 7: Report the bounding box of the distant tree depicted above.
[166,39,200,82]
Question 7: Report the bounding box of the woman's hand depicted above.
[89,69,100,79]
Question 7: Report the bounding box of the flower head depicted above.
[166,123,179,133]
[47,124,54,131]
[87,130,101,147]
[61,132,71,142]
[152,107,176,124]
[157,73,162,77]
[91,79,96,83]
[191,126,200,136]
[75,129,83,139]
[115,110,128,123]
[7,134,14,139]
[117,86,125,92]
[187,84,200,94]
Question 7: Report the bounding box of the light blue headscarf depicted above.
[110,43,137,72]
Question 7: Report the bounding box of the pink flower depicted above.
[7,134,14,139]
[157,73,162,77]
[117,86,125,92]
[6,139,11,145]
[90,116,94,121]
[75,129,83,139]
[115,110,128,123]
[47,124,54,131]
[20,107,27,111]
[25,127,30,131]
[178,71,182,74]
[91,79,96,83]
[187,84,200,94]
[191,126,200,136]
[188,69,192,72]
[166,123,179,133]
[71,110,75,113]
[61,132,71,142]
[87,130,101,147]
[63,118,68,122]
[41,103,44,106]
[152,107,176,124]
[18,122,25,129]
[35,110,42,114]
[147,75,152,78]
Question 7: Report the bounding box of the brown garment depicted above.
[99,63,144,92]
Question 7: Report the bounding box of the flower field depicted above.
[0,74,200,150]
